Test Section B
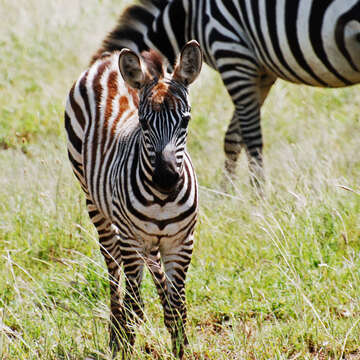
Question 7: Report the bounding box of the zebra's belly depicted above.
[267,40,360,88]
[254,0,360,87]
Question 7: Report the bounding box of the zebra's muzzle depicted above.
[153,148,181,193]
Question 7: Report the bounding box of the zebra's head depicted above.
[119,40,202,193]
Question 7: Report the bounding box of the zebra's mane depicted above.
[120,0,168,26]
[91,0,170,64]
[142,49,166,79]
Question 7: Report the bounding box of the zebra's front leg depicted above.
[117,242,145,357]
[147,249,188,359]
[154,237,193,359]
[88,204,144,358]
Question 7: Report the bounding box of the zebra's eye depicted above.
[181,114,191,128]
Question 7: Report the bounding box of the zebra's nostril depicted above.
[153,162,181,193]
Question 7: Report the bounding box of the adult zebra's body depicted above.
[93,0,360,183]
[65,41,202,358]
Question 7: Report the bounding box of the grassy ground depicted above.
[1,0,360,359]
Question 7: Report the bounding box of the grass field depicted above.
[1,1,360,359]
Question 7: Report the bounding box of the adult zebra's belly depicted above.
[254,0,360,87]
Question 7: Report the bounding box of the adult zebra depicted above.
[93,0,360,185]
[65,41,202,358]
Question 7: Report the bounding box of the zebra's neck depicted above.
[95,0,194,67]
[147,0,190,66]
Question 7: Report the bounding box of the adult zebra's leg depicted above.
[224,99,264,189]
[224,107,245,178]
[223,72,275,189]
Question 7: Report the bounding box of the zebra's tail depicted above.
[91,0,167,64]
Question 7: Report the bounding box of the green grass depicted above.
[1,0,360,359]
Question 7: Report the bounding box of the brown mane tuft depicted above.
[141,50,165,78]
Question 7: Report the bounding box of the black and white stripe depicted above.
[94,0,360,184]
[66,41,202,358]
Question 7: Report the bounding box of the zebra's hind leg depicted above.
[224,102,265,192]
[222,69,275,192]
[224,100,265,193]
[223,108,245,182]
[86,199,125,357]
[87,199,144,357]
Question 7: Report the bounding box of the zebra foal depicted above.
[65,40,202,358]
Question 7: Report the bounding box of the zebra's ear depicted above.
[173,40,203,86]
[119,49,146,89]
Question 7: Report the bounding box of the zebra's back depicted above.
[238,0,360,87]
[95,0,360,88]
